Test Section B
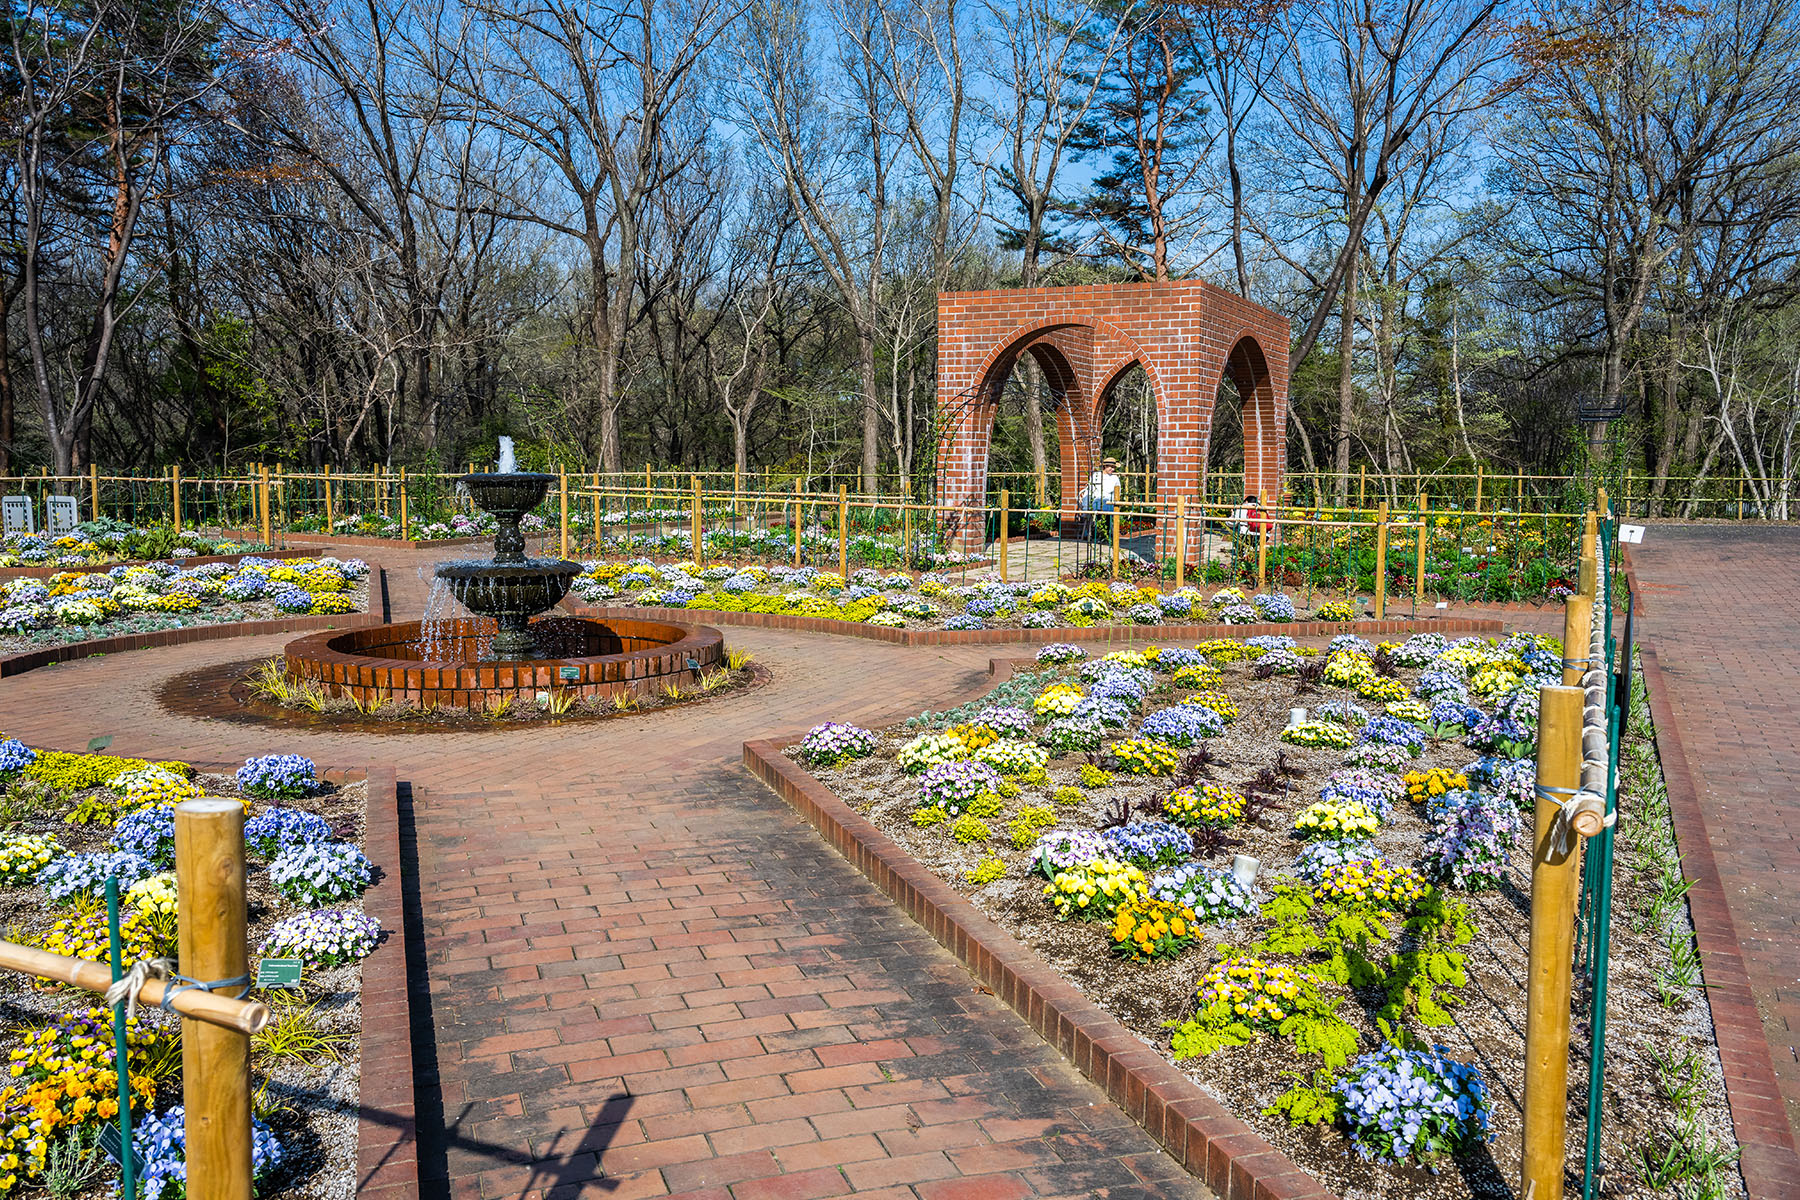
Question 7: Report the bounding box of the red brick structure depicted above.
[934,280,1289,559]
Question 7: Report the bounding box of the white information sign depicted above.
[1,495,34,536]
[45,495,79,536]
[1618,524,1645,544]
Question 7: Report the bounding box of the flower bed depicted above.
[783,634,1741,1198]
[1,556,370,654]
[0,740,375,1200]
[0,522,267,570]
[569,561,1360,634]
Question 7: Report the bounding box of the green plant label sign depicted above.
[257,958,304,988]
[558,666,580,682]
[99,1123,144,1174]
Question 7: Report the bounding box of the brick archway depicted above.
[934,281,1289,561]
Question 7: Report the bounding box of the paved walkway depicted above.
[1630,527,1800,1160]
[0,545,1214,1200]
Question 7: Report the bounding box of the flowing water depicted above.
[415,569,495,661]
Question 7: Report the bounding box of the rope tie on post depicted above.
[1533,783,1616,858]
[104,959,252,1022]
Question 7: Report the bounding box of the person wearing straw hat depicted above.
[1078,456,1122,541]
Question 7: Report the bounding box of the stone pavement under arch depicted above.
[0,545,1218,1200]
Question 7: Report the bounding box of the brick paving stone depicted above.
[1631,524,1800,1195]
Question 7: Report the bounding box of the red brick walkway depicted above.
[0,546,1214,1200]
[1628,527,1800,1183]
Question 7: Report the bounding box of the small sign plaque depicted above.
[558,665,580,682]
[256,958,304,988]
[99,1123,144,1174]
[88,736,113,754]
[1618,524,1645,544]
[1,495,33,536]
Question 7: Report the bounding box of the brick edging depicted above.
[355,765,420,1200]
[575,601,1504,648]
[1626,566,1800,1193]
[0,563,388,677]
[741,734,1334,1200]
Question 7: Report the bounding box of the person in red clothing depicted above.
[1232,493,1271,539]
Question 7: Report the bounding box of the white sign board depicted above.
[1,495,33,536]
[1618,524,1645,544]
[45,495,78,536]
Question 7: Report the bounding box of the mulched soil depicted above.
[0,772,370,1200]
[797,649,1742,1200]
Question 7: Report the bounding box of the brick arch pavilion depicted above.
[933,280,1289,560]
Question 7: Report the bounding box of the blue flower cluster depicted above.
[133,1105,285,1200]
[40,851,155,902]
[1139,705,1224,747]
[1126,603,1163,624]
[1390,633,1448,666]
[1071,696,1134,728]
[112,807,177,868]
[1462,756,1535,810]
[1358,716,1425,754]
[1253,593,1296,621]
[1156,592,1193,616]
[1100,820,1194,868]
[0,737,35,775]
[1414,668,1470,702]
[257,908,382,966]
[1153,647,1205,670]
[964,596,1009,618]
[1328,634,1376,656]
[1029,828,1110,876]
[1244,635,1297,652]
[272,586,314,613]
[1419,789,1522,890]
[1218,603,1257,624]
[236,754,319,800]
[1085,671,1148,706]
[1336,1044,1491,1166]
[796,722,879,767]
[245,807,335,858]
[1319,777,1394,820]
[1036,643,1087,664]
[1292,838,1378,882]
[944,614,985,631]
[1427,700,1485,734]
[222,571,267,601]
[916,760,1001,814]
[1494,686,1542,725]
[1151,862,1258,919]
[1019,611,1056,628]
[1042,716,1106,754]
[1316,699,1371,728]
[269,842,373,905]
[974,706,1036,738]
[1465,713,1536,756]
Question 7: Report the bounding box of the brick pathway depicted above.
[1629,526,1800,1169]
[0,545,1215,1200]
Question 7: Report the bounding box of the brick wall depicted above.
[933,280,1290,559]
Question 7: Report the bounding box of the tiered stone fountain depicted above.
[284,441,721,710]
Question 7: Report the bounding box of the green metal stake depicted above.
[106,877,136,1200]
[1581,709,1622,1199]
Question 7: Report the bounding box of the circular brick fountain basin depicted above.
[284,616,722,709]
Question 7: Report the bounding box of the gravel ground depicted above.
[797,649,1743,1200]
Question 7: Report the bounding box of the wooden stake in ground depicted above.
[559,470,569,559]
[691,478,703,567]
[88,464,100,521]
[837,485,849,580]
[1415,493,1428,602]
[1561,593,1593,687]
[1374,501,1389,618]
[175,799,252,1200]
[1521,683,1585,1200]
[1175,496,1187,589]
[399,469,409,538]
[998,490,1009,581]
[1110,498,1122,579]
[793,479,802,568]
[171,465,182,533]
[259,468,271,546]
[1257,519,1269,591]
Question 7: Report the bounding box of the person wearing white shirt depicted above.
[1078,457,1122,541]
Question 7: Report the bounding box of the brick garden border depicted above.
[1623,552,1800,1198]
[0,563,388,677]
[575,600,1505,648]
[743,658,1334,1200]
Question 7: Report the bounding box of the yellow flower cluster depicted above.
[112,765,202,811]
[1110,738,1181,776]
[1195,957,1314,1027]
[1110,898,1201,961]
[1323,650,1376,687]
[269,565,351,594]
[945,722,1002,751]
[33,909,165,969]
[1470,662,1524,699]
[1312,859,1428,910]
[1033,683,1085,718]
[1163,784,1246,828]
[1404,768,1468,804]
[1294,798,1381,839]
[1183,691,1239,722]
[1171,663,1225,690]
[308,593,358,615]
[1279,721,1355,749]
[1354,676,1409,703]
[1385,699,1434,723]
[1007,805,1058,849]
[0,1009,159,1193]
[0,836,59,887]
[1044,858,1148,919]
[22,752,147,791]
[1102,649,1152,669]
[1315,600,1356,622]
[1194,638,1254,664]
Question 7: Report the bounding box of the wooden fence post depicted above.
[902,503,913,570]
[259,468,271,546]
[793,478,803,568]
[1257,519,1269,591]
[1374,501,1389,618]
[89,464,100,521]
[175,798,251,1200]
[591,473,602,555]
[323,465,334,528]
[1561,592,1593,687]
[376,462,386,517]
[171,465,182,533]
[1175,495,1187,589]
[398,469,409,538]
[1415,493,1428,601]
[1521,683,1586,1200]
[837,485,849,580]
[559,469,569,558]
[691,478,703,566]
[998,490,1009,581]
[1110,499,1122,579]
[1358,464,1366,509]
[1475,464,1484,512]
